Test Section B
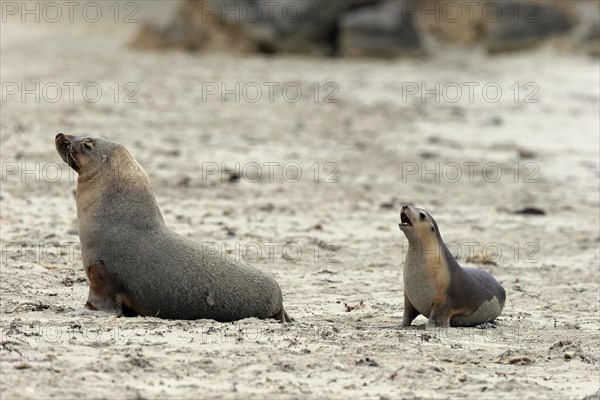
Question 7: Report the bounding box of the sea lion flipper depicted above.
[402,291,420,327]
[273,308,292,323]
[85,263,123,316]
[426,296,452,329]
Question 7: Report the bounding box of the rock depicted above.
[582,391,600,400]
[571,1,600,57]
[517,147,536,159]
[549,340,595,364]
[499,349,535,365]
[486,2,575,53]
[340,1,423,57]
[130,0,258,53]
[514,207,546,216]
[355,357,379,367]
[131,0,588,57]
[244,0,339,55]
[251,0,377,56]
[131,0,381,56]
[415,0,487,46]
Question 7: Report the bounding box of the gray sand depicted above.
[1,5,599,399]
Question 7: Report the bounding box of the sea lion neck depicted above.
[76,151,166,230]
[406,234,444,262]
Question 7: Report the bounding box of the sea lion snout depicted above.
[400,212,412,227]
[399,205,416,231]
[55,133,85,172]
[55,132,78,144]
[55,133,77,151]
[55,133,73,158]
[55,133,69,147]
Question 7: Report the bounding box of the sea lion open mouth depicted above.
[400,212,412,227]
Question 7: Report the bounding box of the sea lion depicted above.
[55,133,291,322]
[398,205,505,328]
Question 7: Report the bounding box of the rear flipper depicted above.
[272,308,292,323]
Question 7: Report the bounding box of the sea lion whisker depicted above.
[67,150,80,169]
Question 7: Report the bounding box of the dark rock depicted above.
[131,0,588,57]
[132,0,380,56]
[514,207,546,216]
[517,147,536,159]
[251,0,348,56]
[340,1,423,57]
[582,391,600,400]
[248,0,382,55]
[572,1,600,57]
[487,2,574,53]
[355,357,379,367]
[130,0,257,52]
[246,0,381,55]
[224,169,241,183]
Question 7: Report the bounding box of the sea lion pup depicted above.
[398,205,505,328]
[55,133,291,323]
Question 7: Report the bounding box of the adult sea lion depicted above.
[398,205,505,328]
[55,133,291,322]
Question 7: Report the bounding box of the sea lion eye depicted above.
[419,212,426,220]
[83,140,94,150]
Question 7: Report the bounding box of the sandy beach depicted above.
[1,3,599,399]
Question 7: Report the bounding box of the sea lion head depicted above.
[55,133,136,179]
[55,133,164,227]
[398,205,441,243]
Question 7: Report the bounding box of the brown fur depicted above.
[56,133,291,322]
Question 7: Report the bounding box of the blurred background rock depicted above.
[130,0,599,57]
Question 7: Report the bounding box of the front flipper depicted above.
[402,291,420,327]
[85,263,123,315]
[426,296,452,329]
